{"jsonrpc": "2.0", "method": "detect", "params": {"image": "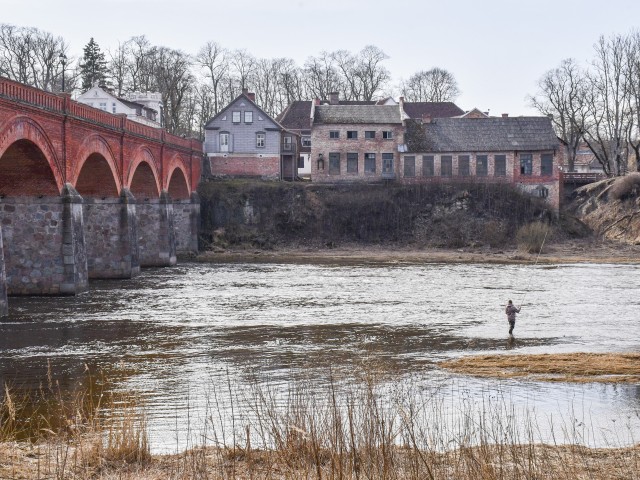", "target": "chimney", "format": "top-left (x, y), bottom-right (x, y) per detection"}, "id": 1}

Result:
top-left (242, 88), bottom-right (256, 102)
top-left (329, 92), bottom-right (339, 105)
top-left (314, 97), bottom-right (321, 106)
top-left (502, 113), bottom-right (509, 118)
top-left (422, 114), bottom-right (432, 124)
